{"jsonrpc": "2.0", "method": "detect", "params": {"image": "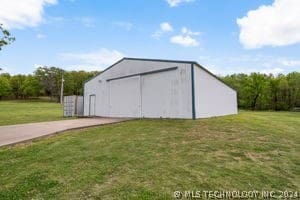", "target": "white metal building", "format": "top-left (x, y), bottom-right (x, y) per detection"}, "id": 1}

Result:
top-left (83, 58), bottom-right (237, 119)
